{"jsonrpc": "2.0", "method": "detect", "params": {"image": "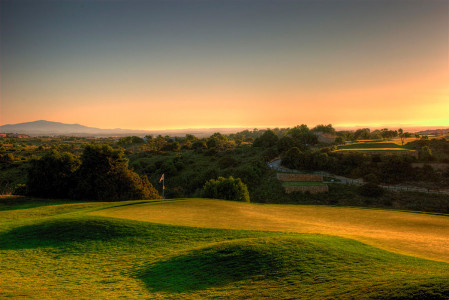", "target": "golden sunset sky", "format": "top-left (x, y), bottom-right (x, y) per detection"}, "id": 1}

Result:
top-left (1, 0), bottom-right (448, 130)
